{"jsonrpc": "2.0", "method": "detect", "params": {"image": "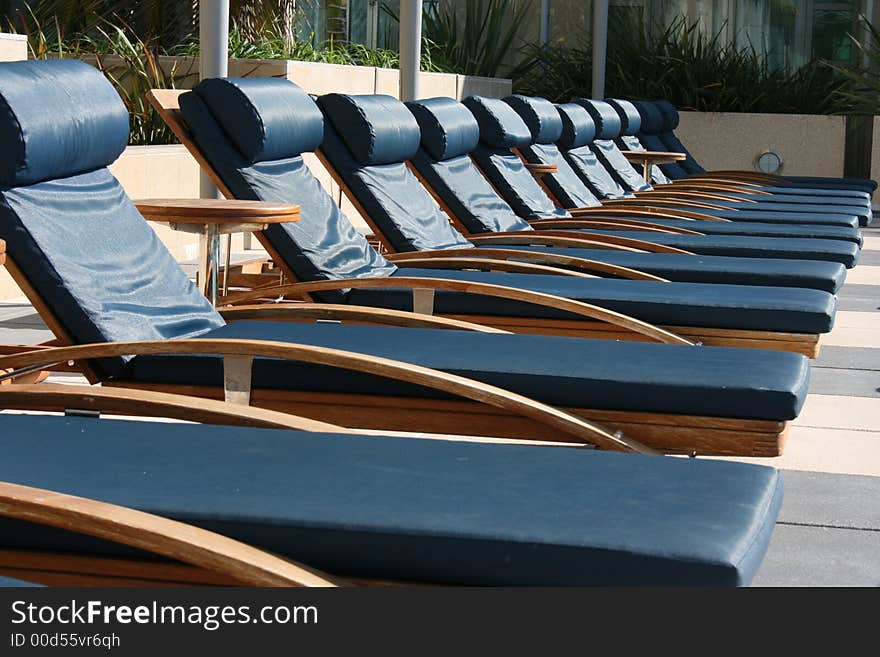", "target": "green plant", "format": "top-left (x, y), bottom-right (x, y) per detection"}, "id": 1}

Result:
top-left (384, 0), bottom-right (528, 77)
top-left (514, 13), bottom-right (854, 115)
top-left (828, 15), bottom-right (880, 114)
